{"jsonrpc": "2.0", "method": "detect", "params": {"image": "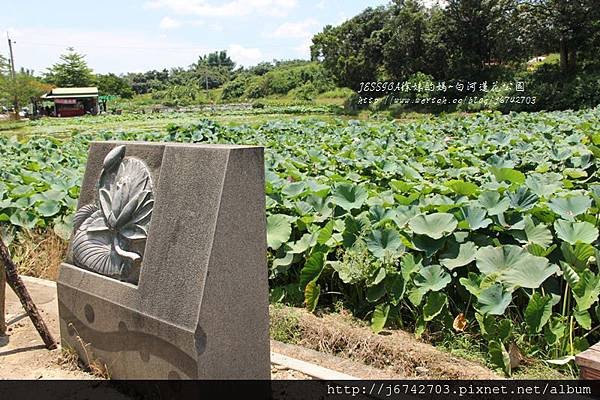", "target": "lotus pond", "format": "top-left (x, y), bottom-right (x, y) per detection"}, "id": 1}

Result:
top-left (1, 108), bottom-right (600, 375)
